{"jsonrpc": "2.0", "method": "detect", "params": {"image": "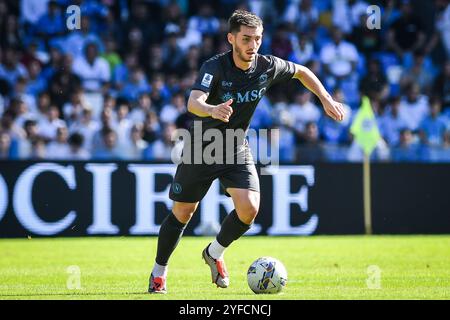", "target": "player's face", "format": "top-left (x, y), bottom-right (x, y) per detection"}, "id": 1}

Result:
top-left (228, 25), bottom-right (263, 63)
